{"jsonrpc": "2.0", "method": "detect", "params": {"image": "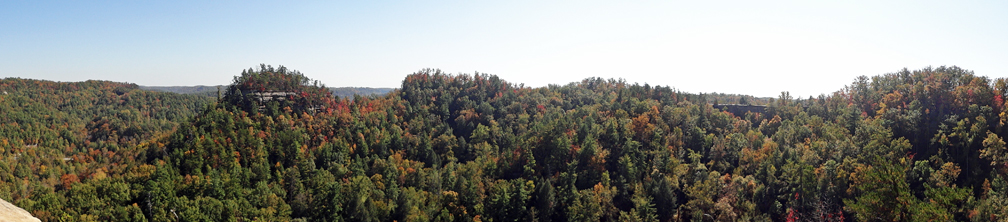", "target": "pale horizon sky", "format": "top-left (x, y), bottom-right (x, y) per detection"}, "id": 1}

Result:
top-left (2, 1), bottom-right (1006, 97)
